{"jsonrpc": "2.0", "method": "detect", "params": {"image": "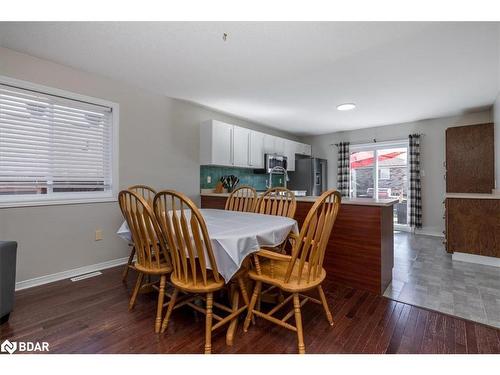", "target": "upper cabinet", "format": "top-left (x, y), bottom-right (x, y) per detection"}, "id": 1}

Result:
top-left (200, 120), bottom-right (312, 169)
top-left (263, 134), bottom-right (276, 154)
top-left (445, 123), bottom-right (494, 193)
top-left (200, 120), bottom-right (233, 166)
top-left (249, 131), bottom-right (265, 168)
top-left (274, 137), bottom-right (286, 155)
top-left (285, 141), bottom-right (299, 172)
top-left (299, 143), bottom-right (312, 156)
top-left (233, 126), bottom-right (251, 167)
